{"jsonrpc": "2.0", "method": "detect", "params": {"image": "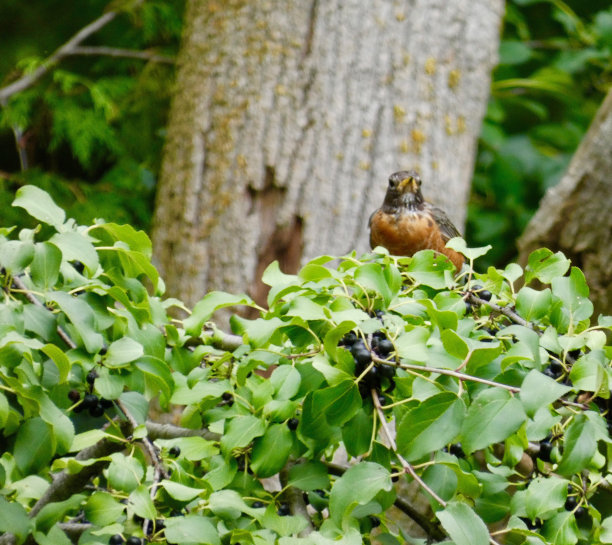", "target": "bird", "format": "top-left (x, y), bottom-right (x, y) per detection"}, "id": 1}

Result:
top-left (368, 170), bottom-right (464, 270)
